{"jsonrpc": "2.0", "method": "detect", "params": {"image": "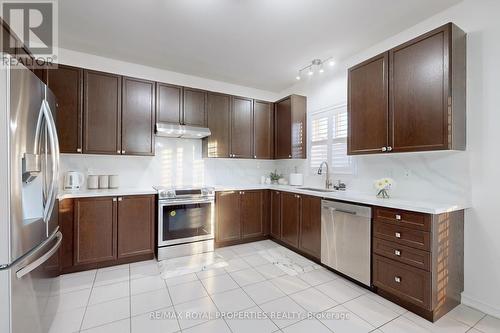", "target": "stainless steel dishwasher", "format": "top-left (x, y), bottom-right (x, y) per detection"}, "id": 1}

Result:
top-left (321, 200), bottom-right (372, 286)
